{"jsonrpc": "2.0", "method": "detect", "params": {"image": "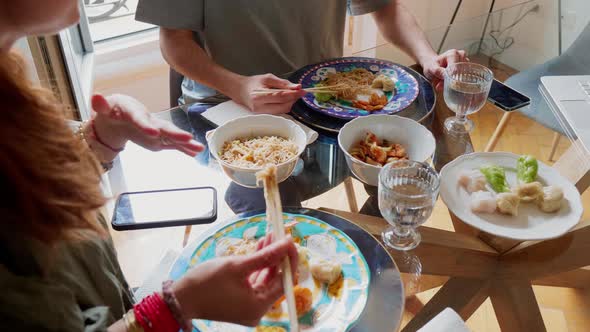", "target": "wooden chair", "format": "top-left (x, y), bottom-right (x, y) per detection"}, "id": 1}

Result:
top-left (485, 22), bottom-right (590, 159)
